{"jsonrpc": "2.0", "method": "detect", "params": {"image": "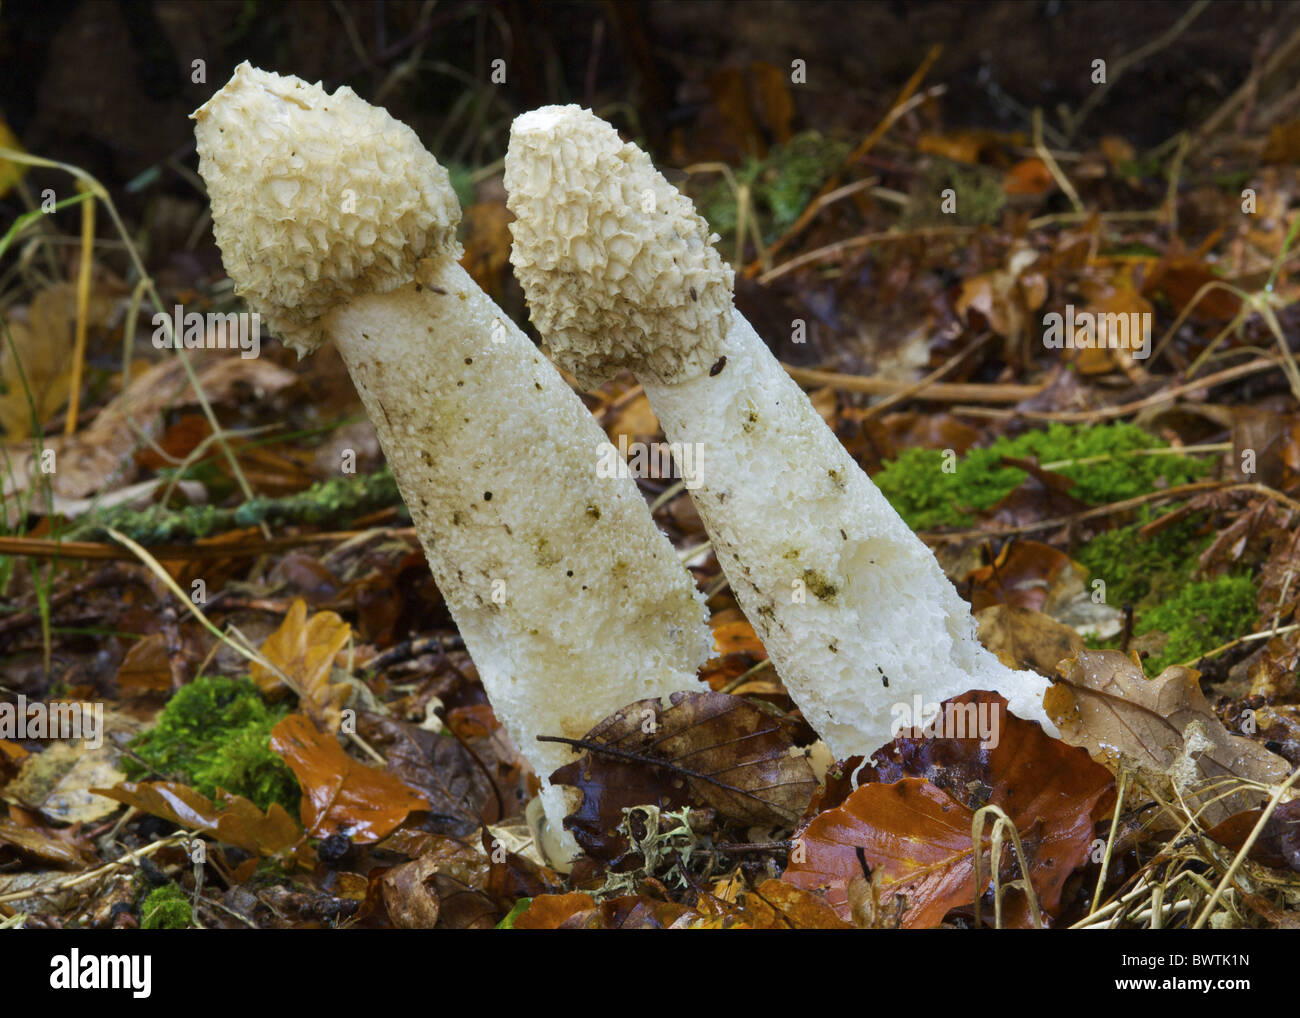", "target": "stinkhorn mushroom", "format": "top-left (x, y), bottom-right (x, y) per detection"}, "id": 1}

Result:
top-left (505, 106), bottom-right (1052, 758)
top-left (193, 67), bottom-right (711, 851)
